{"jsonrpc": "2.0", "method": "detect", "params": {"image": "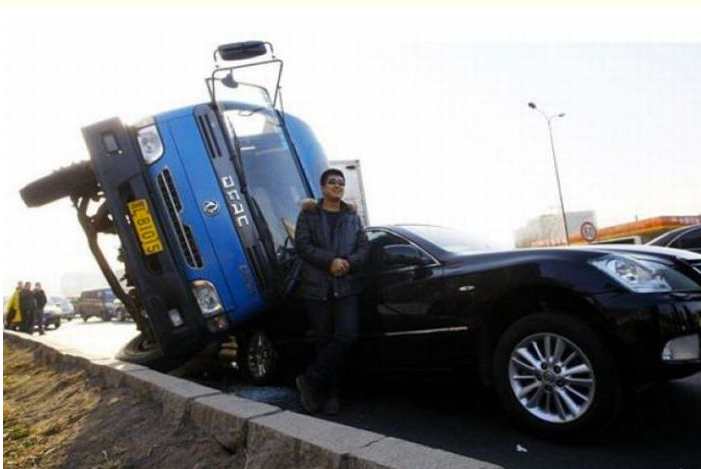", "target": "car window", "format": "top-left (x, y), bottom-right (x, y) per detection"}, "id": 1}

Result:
top-left (674, 228), bottom-right (701, 250)
top-left (365, 229), bottom-right (430, 273)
